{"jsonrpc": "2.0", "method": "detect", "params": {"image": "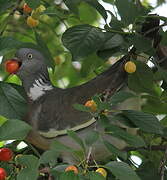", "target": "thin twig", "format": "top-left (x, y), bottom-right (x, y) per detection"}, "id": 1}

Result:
top-left (159, 146), bottom-right (167, 180)
top-left (26, 142), bottom-right (41, 158)
top-left (86, 147), bottom-right (92, 164)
